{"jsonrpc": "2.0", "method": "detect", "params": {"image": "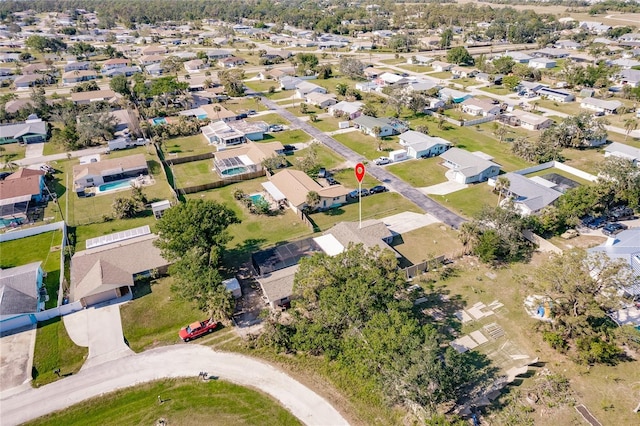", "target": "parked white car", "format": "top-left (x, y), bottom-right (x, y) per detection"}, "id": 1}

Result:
top-left (374, 156), bottom-right (391, 165)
